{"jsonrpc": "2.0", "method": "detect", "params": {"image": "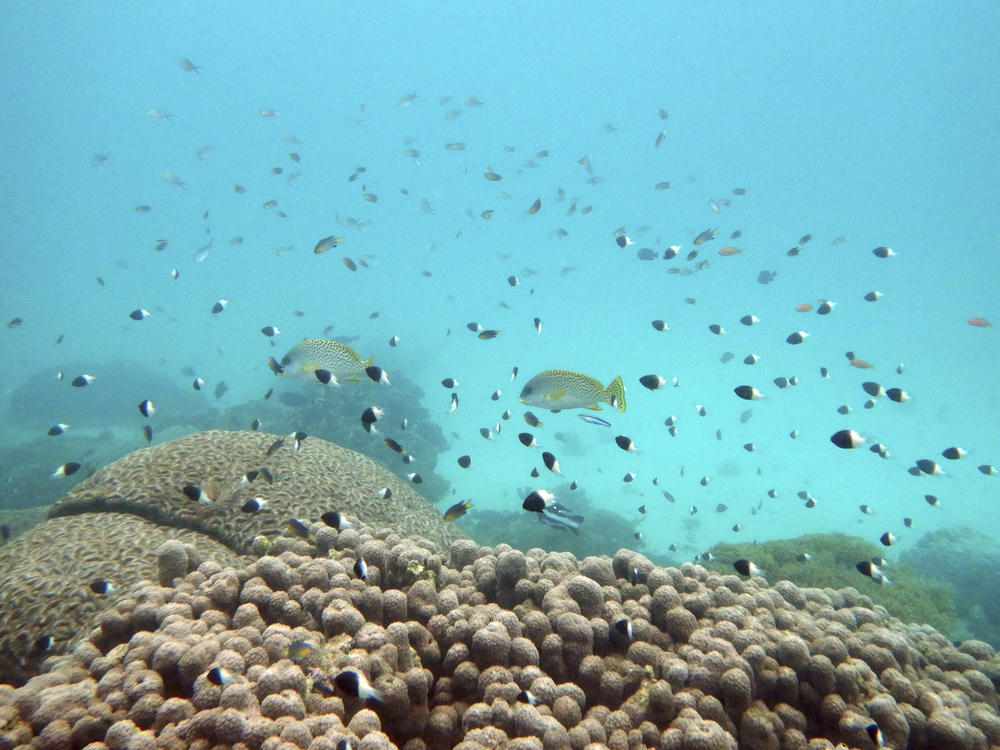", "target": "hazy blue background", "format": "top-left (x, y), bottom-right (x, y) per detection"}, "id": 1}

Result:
top-left (1, 1), bottom-right (998, 558)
